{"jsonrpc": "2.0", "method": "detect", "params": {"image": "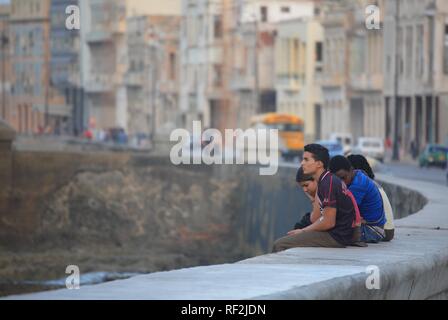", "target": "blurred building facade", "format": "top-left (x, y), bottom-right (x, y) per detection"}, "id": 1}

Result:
top-left (9, 0), bottom-right (68, 134)
top-left (320, 0), bottom-right (385, 142)
top-left (179, 0), bottom-right (234, 133)
top-left (78, 0), bottom-right (182, 140)
top-left (79, 0), bottom-right (128, 132)
top-left (0, 4), bottom-right (11, 128)
top-left (0, 0), bottom-right (445, 156)
top-left (50, 0), bottom-right (82, 136)
top-left (125, 15), bottom-right (181, 143)
top-left (180, 0), bottom-right (324, 134)
top-left (151, 16), bottom-right (182, 137)
top-left (384, 0), bottom-right (448, 157)
top-left (275, 14), bottom-right (323, 141)
top-left (233, 0), bottom-right (318, 129)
